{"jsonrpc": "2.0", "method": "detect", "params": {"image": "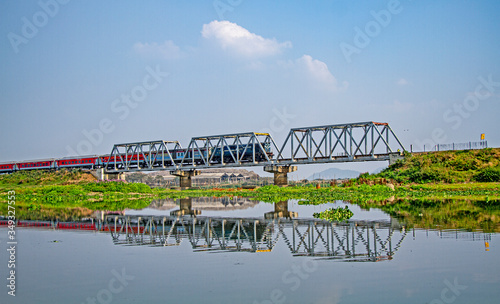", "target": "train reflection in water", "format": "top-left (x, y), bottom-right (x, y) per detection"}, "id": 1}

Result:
top-left (103, 199), bottom-right (407, 262)
top-left (105, 215), bottom-right (408, 262)
top-left (2, 198), bottom-right (494, 262)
